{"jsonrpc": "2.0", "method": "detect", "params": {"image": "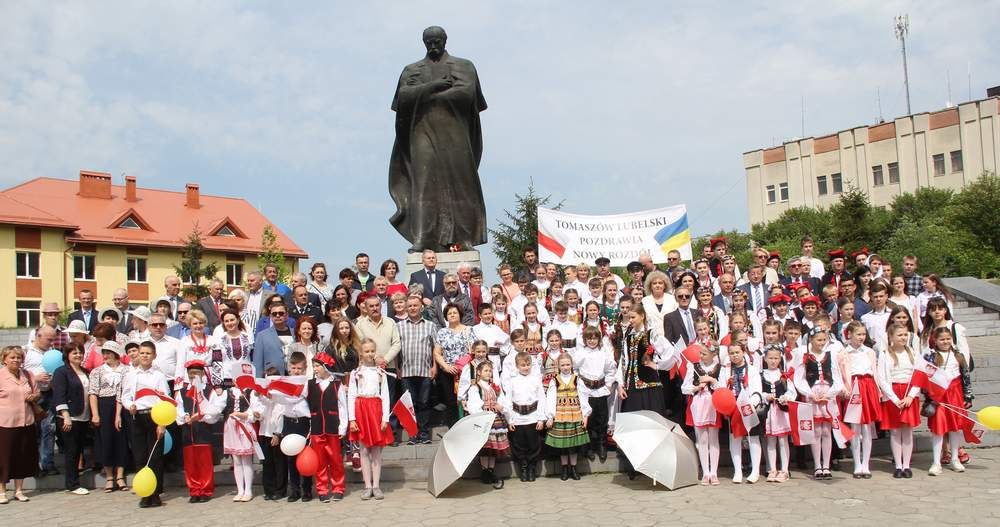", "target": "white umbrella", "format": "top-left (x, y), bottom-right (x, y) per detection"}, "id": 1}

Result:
top-left (613, 410), bottom-right (699, 490)
top-left (427, 411), bottom-right (496, 497)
